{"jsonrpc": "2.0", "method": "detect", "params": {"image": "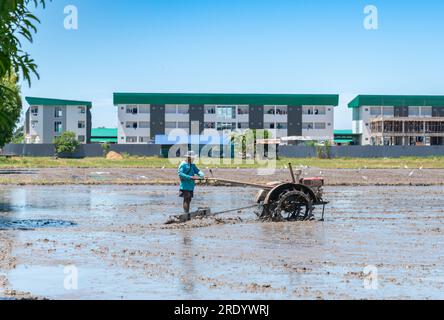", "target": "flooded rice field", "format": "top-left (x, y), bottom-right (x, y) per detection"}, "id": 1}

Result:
top-left (0, 185), bottom-right (443, 300)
